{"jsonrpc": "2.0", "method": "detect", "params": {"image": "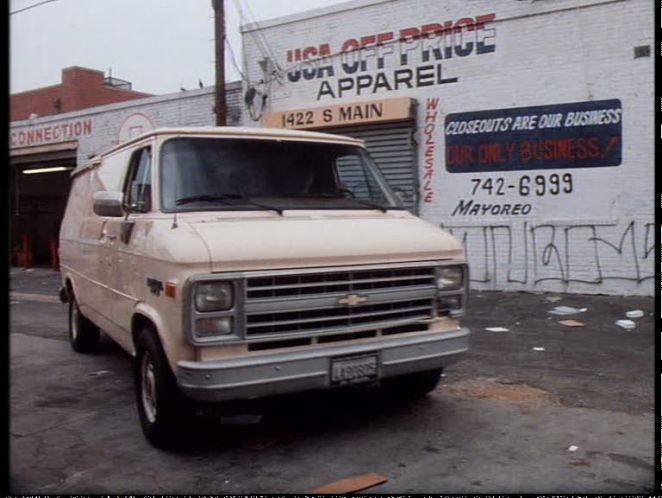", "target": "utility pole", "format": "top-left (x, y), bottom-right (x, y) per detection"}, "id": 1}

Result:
top-left (212, 0), bottom-right (226, 126)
